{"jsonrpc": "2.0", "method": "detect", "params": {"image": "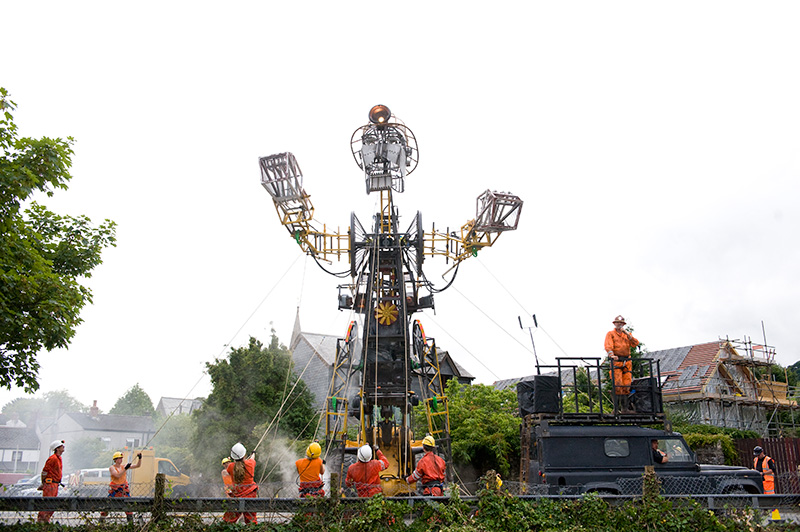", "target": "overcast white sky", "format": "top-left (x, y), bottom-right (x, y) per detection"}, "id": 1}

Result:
top-left (2, 2), bottom-right (799, 413)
